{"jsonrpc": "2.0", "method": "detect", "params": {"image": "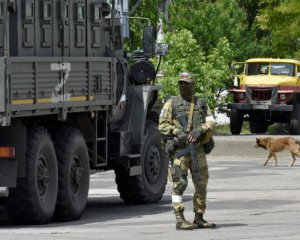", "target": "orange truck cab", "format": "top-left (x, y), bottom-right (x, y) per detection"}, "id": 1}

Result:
top-left (228, 58), bottom-right (300, 135)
